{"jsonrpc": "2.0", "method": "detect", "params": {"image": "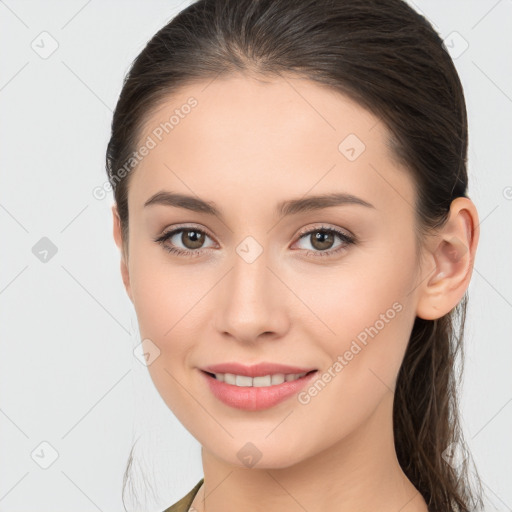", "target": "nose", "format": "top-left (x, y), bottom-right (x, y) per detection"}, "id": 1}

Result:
top-left (213, 245), bottom-right (290, 345)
